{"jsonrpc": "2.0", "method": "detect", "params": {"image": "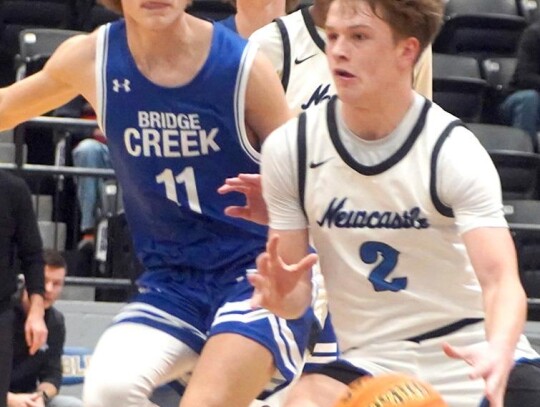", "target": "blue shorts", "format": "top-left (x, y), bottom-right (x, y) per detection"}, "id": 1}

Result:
top-left (112, 265), bottom-right (316, 396)
top-left (303, 312), bottom-right (339, 373)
